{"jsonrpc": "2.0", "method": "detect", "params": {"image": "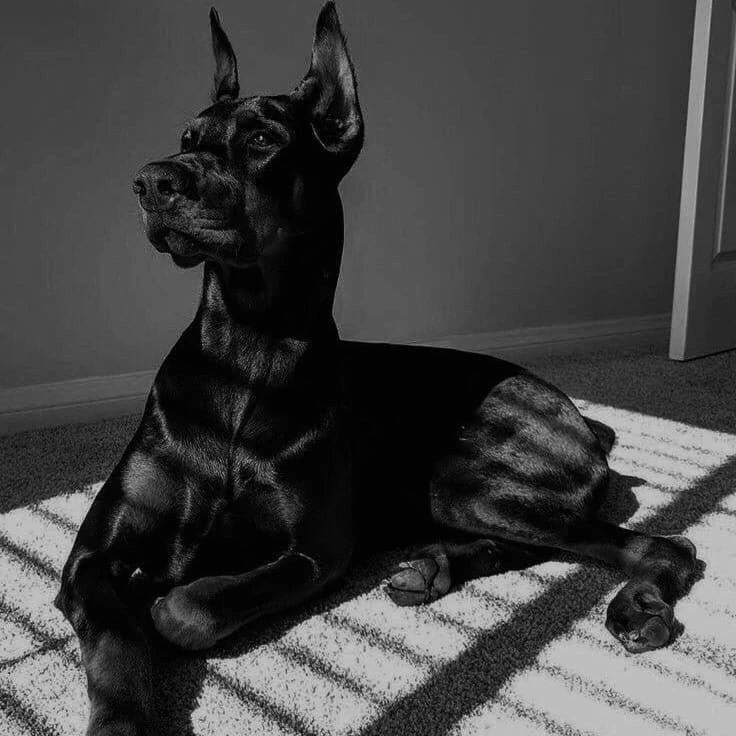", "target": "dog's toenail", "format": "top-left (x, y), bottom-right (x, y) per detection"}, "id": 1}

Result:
top-left (391, 568), bottom-right (426, 592)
